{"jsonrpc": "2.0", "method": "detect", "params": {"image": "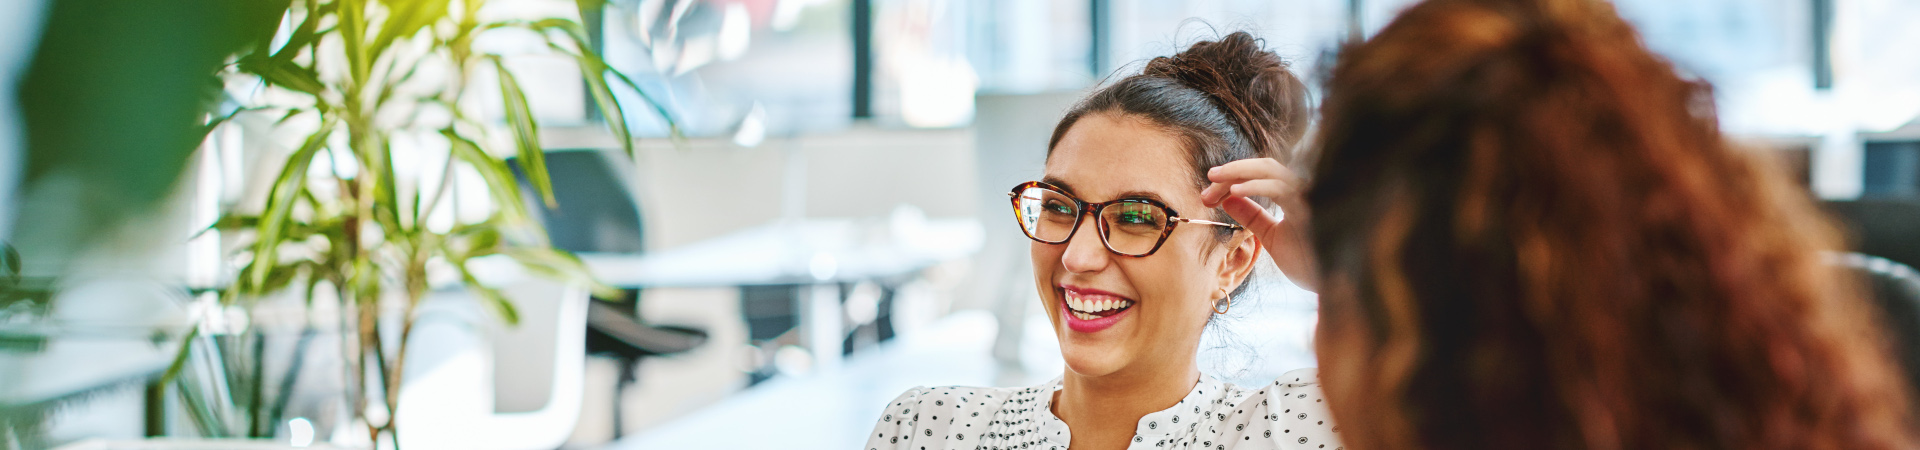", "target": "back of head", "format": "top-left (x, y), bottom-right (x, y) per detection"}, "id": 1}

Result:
top-left (1305, 0), bottom-right (1916, 448)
